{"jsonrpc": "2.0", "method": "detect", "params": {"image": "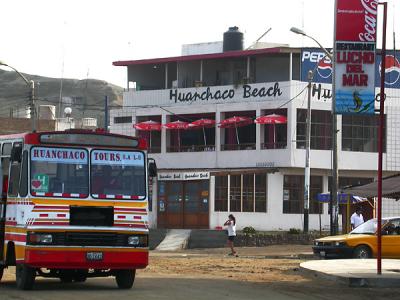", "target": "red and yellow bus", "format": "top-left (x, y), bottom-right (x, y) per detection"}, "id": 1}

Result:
top-left (0, 129), bottom-right (156, 290)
